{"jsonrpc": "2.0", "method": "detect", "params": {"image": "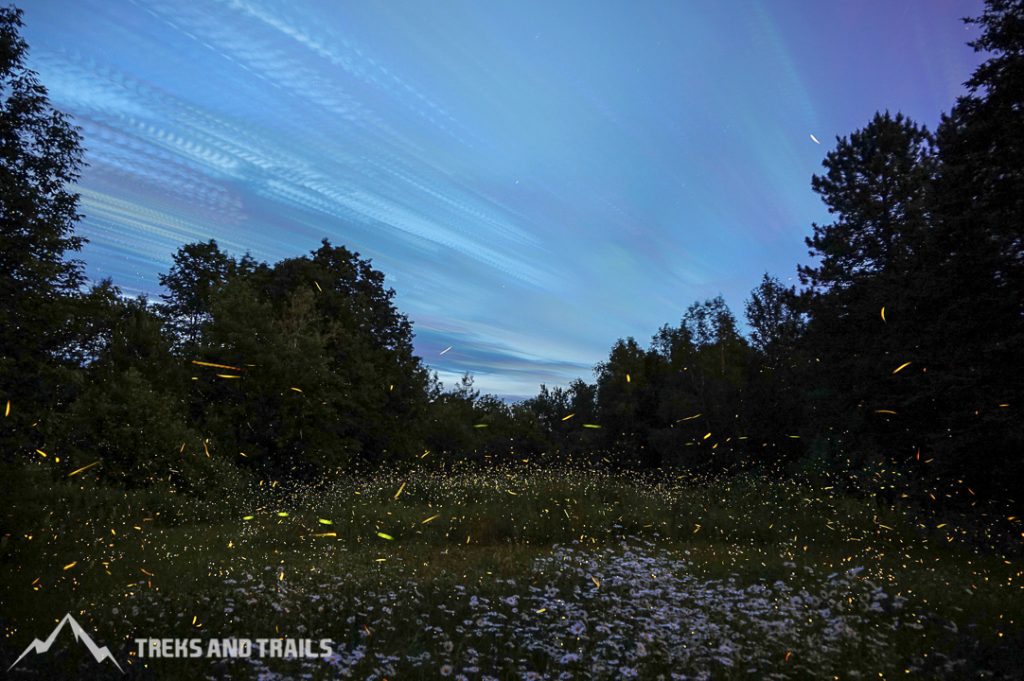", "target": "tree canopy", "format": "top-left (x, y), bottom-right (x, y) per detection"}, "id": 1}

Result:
top-left (0, 6), bottom-right (86, 456)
